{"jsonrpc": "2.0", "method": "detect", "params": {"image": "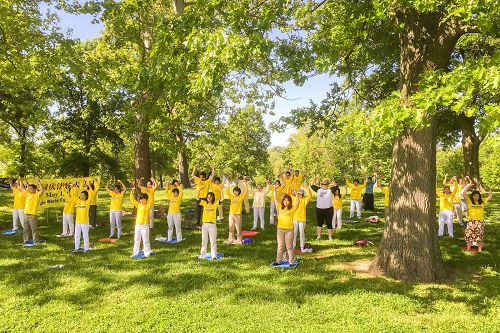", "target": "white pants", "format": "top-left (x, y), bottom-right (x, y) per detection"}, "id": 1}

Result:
top-left (453, 203), bottom-right (463, 224)
top-left (217, 204), bottom-right (224, 220)
top-left (167, 212), bottom-right (182, 241)
top-left (13, 208), bottom-right (25, 230)
top-left (438, 210), bottom-right (454, 237)
top-left (149, 207), bottom-right (155, 228)
top-left (63, 213), bottom-right (75, 235)
top-left (293, 221), bottom-right (306, 251)
top-left (109, 210), bottom-right (123, 238)
top-left (133, 224), bottom-right (152, 256)
top-left (200, 223), bottom-right (217, 258)
top-left (350, 200), bottom-right (361, 218)
top-left (269, 201), bottom-right (277, 224)
top-left (75, 223), bottom-right (90, 250)
top-left (332, 208), bottom-right (342, 228)
top-left (253, 207), bottom-right (265, 229)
